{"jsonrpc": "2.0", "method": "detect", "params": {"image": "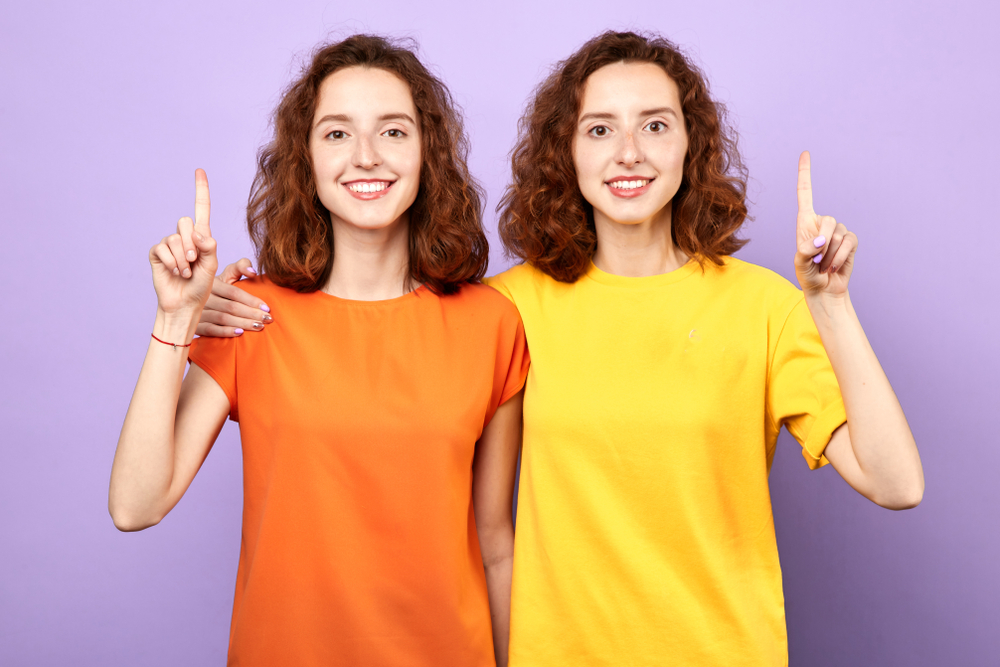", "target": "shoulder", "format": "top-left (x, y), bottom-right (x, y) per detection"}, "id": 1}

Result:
top-left (233, 275), bottom-right (312, 308)
top-left (445, 281), bottom-right (523, 322)
top-left (484, 262), bottom-right (561, 305)
top-left (228, 275), bottom-right (286, 298)
top-left (709, 257), bottom-right (802, 302)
